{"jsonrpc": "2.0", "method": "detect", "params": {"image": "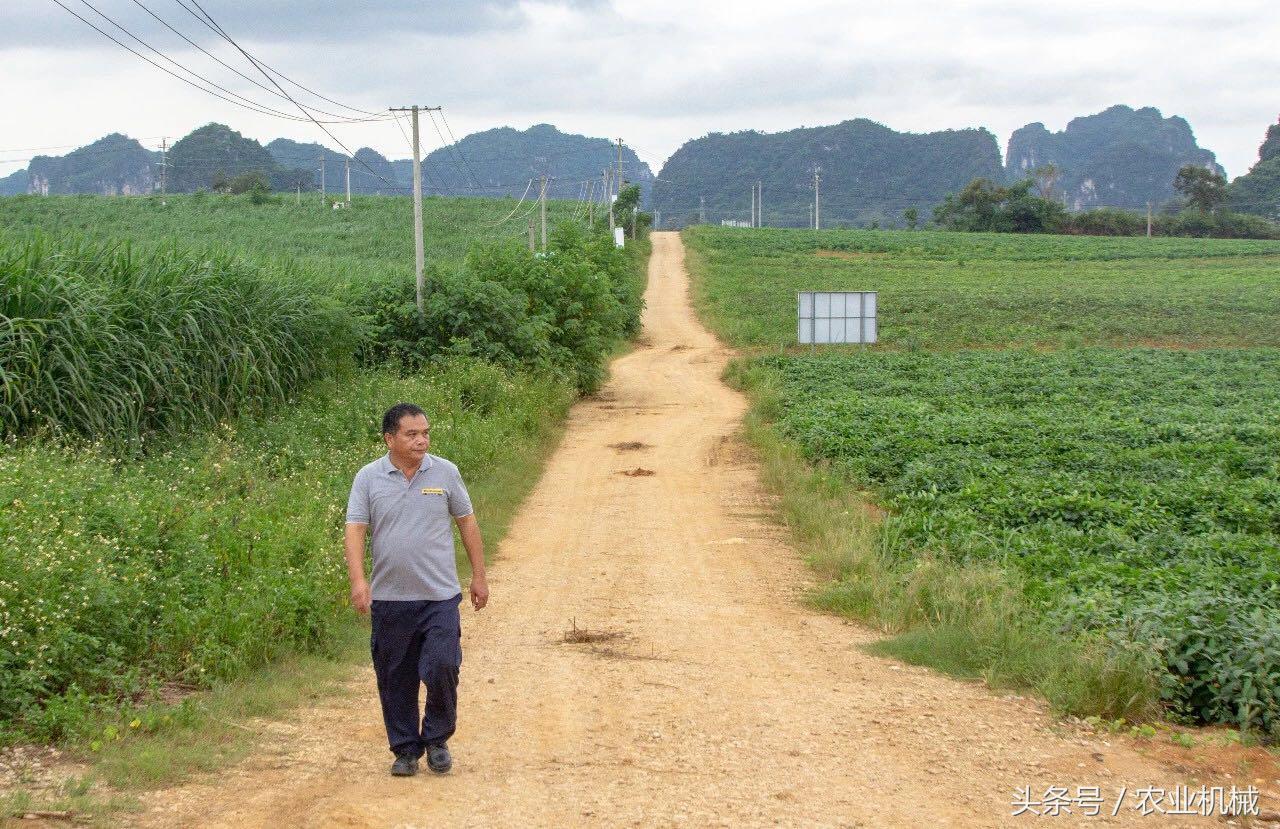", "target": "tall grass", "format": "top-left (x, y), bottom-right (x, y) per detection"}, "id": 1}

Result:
top-left (1, 233), bottom-right (356, 450)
